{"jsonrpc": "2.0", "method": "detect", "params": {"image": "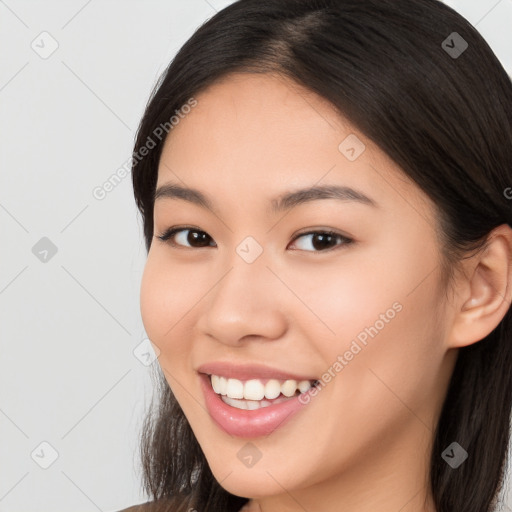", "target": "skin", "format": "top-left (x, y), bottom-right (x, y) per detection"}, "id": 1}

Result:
top-left (139, 72), bottom-right (512, 512)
